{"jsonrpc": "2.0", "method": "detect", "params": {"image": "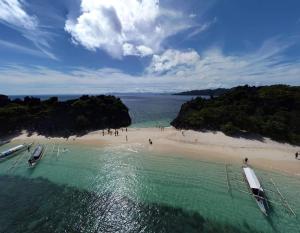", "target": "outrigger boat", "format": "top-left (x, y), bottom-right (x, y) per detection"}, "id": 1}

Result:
top-left (0, 144), bottom-right (31, 161)
top-left (243, 166), bottom-right (269, 215)
top-left (28, 145), bottom-right (44, 167)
